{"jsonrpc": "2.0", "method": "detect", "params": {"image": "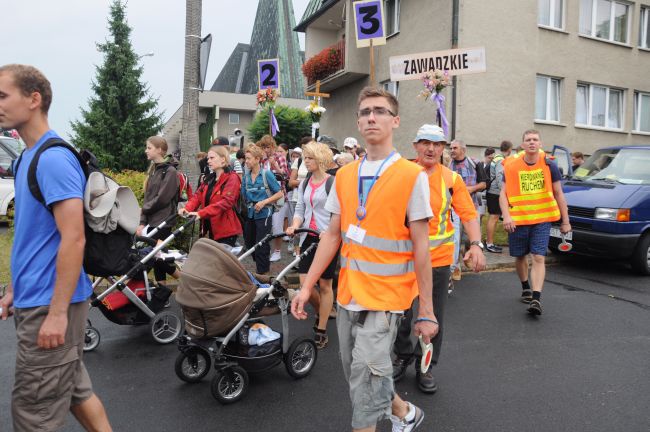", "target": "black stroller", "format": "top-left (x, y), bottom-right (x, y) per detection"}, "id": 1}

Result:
top-left (83, 215), bottom-right (196, 351)
top-left (174, 229), bottom-right (321, 404)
